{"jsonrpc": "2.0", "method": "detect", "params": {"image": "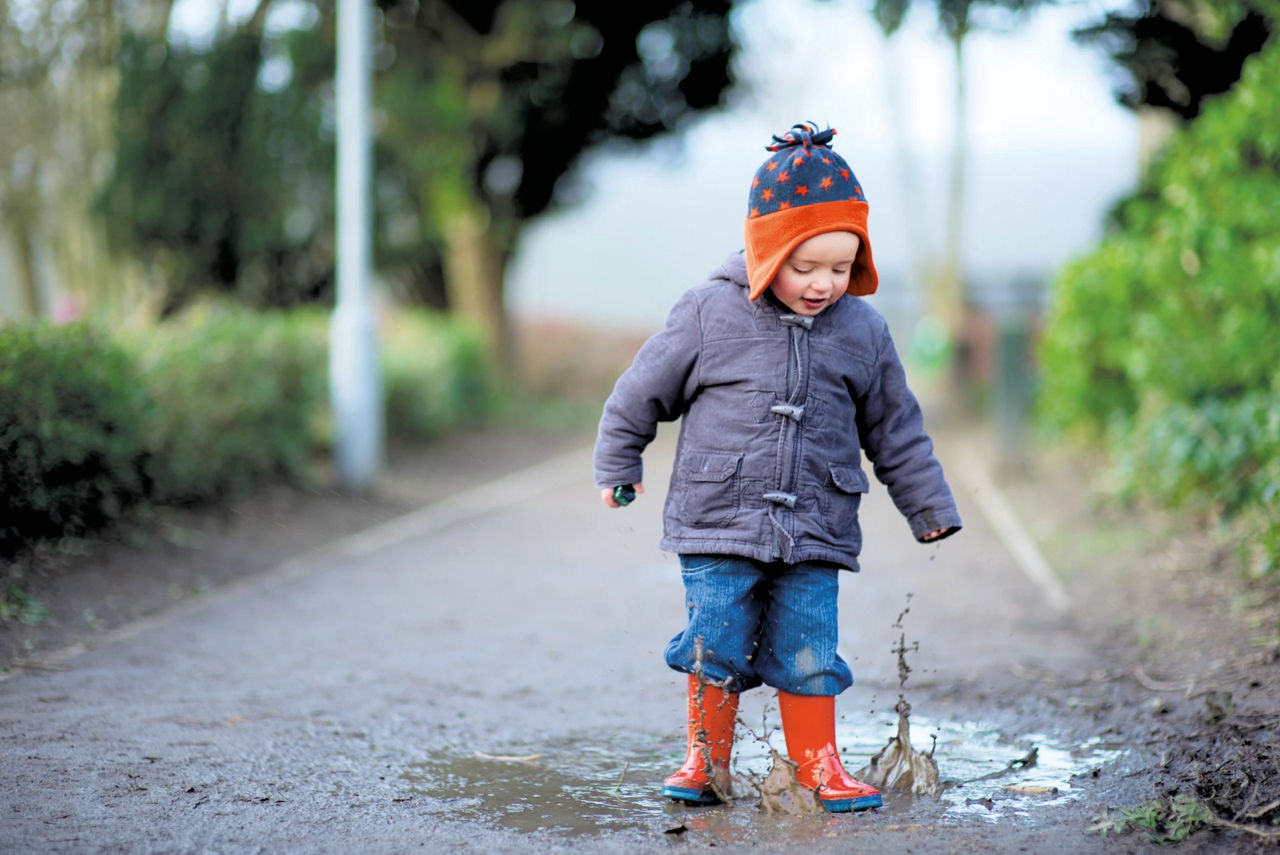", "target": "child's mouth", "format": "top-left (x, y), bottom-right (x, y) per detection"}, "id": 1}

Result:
top-left (803, 298), bottom-right (827, 309)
